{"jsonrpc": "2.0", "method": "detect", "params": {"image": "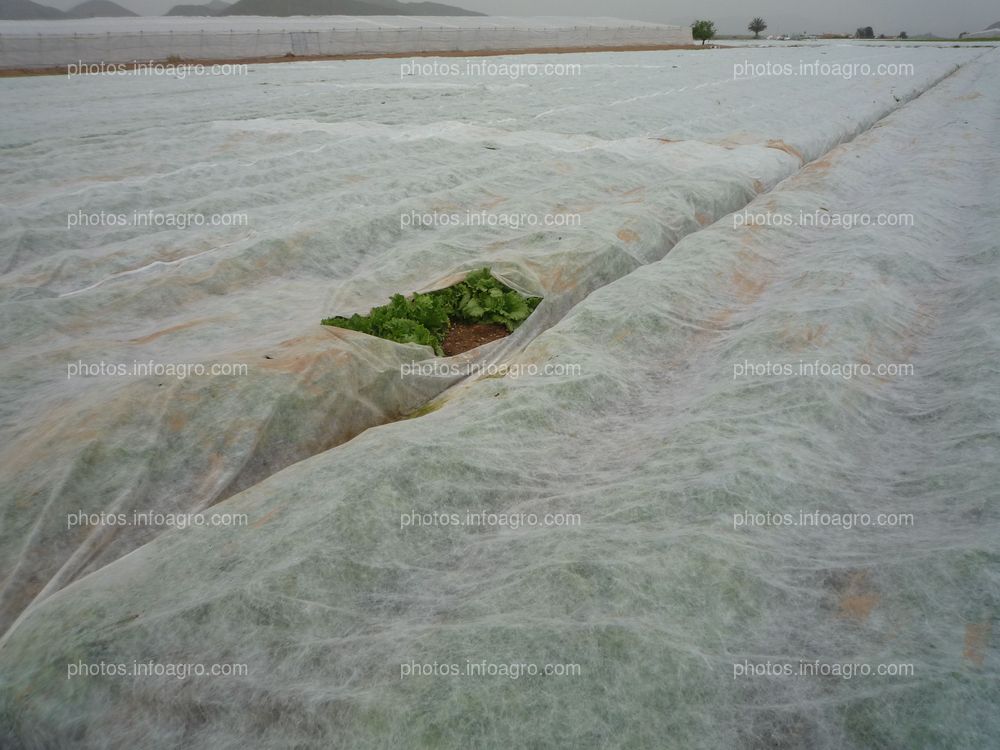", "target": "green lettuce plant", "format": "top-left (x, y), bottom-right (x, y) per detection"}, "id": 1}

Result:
top-left (322, 268), bottom-right (542, 356)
